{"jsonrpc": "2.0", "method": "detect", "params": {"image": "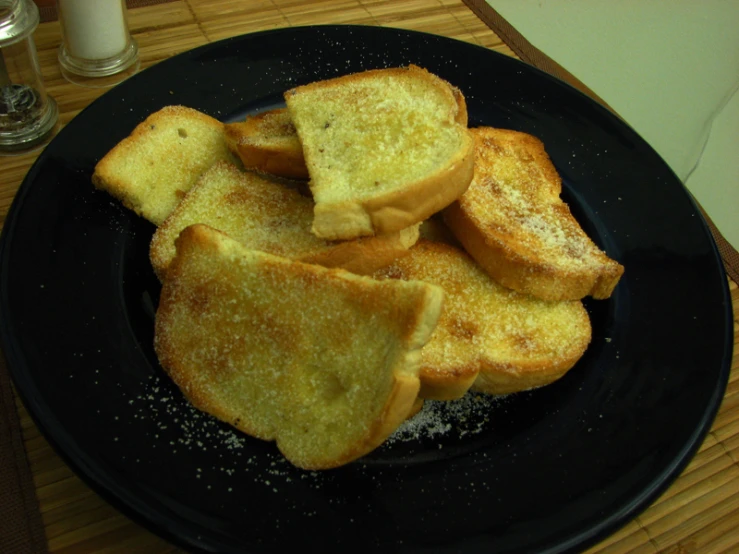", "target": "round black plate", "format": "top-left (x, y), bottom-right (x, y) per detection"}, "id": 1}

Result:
top-left (0, 25), bottom-right (733, 554)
